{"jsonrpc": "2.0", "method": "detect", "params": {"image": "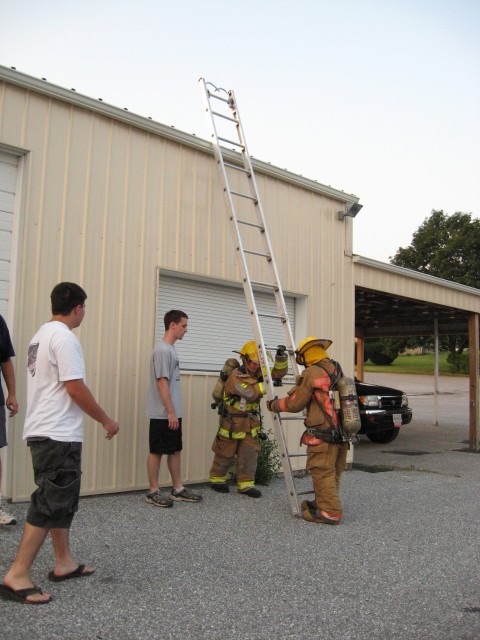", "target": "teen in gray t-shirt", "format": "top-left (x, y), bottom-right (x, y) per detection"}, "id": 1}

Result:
top-left (145, 310), bottom-right (202, 506)
top-left (146, 340), bottom-right (183, 419)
